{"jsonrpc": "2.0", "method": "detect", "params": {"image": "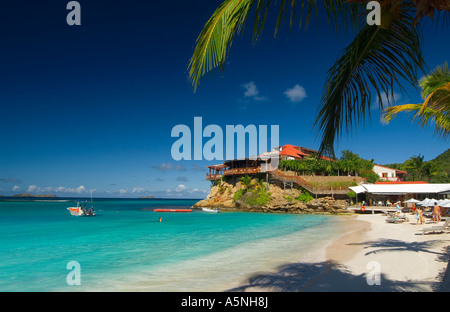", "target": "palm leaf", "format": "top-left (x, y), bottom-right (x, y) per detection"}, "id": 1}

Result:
top-left (419, 62), bottom-right (450, 99)
top-left (314, 1), bottom-right (425, 156)
top-left (188, 0), bottom-right (365, 91)
top-left (188, 0), bottom-right (254, 91)
top-left (383, 63), bottom-right (450, 139)
top-left (384, 103), bottom-right (450, 139)
top-left (421, 82), bottom-right (450, 113)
